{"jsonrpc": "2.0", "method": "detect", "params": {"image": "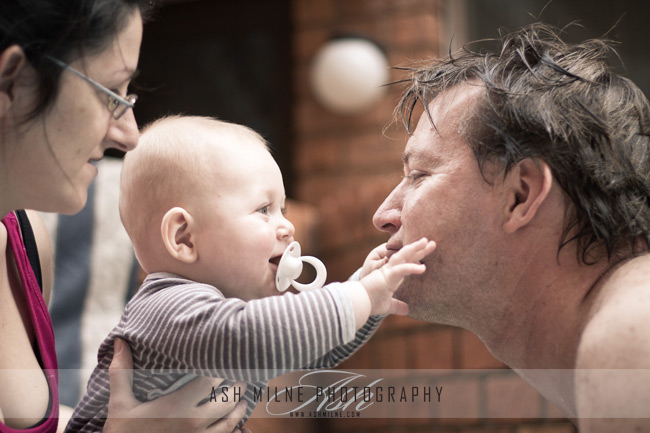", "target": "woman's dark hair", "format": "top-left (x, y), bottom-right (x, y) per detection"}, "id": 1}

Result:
top-left (0, 0), bottom-right (154, 120)
top-left (395, 23), bottom-right (650, 263)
